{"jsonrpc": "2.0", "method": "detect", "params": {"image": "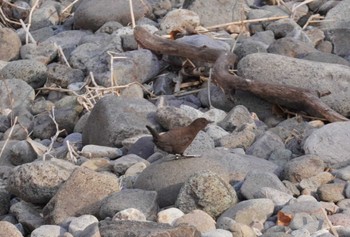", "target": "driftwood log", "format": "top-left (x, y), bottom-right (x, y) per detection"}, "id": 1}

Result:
top-left (134, 26), bottom-right (348, 122)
